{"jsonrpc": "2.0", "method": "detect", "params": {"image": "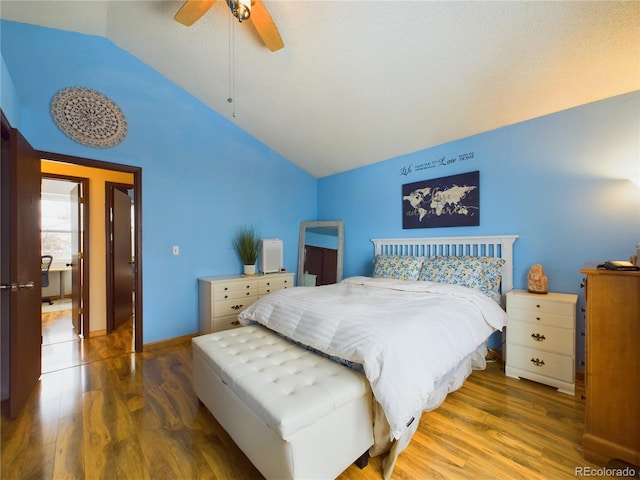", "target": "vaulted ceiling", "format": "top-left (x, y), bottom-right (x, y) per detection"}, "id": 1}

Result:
top-left (1, 1), bottom-right (638, 178)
